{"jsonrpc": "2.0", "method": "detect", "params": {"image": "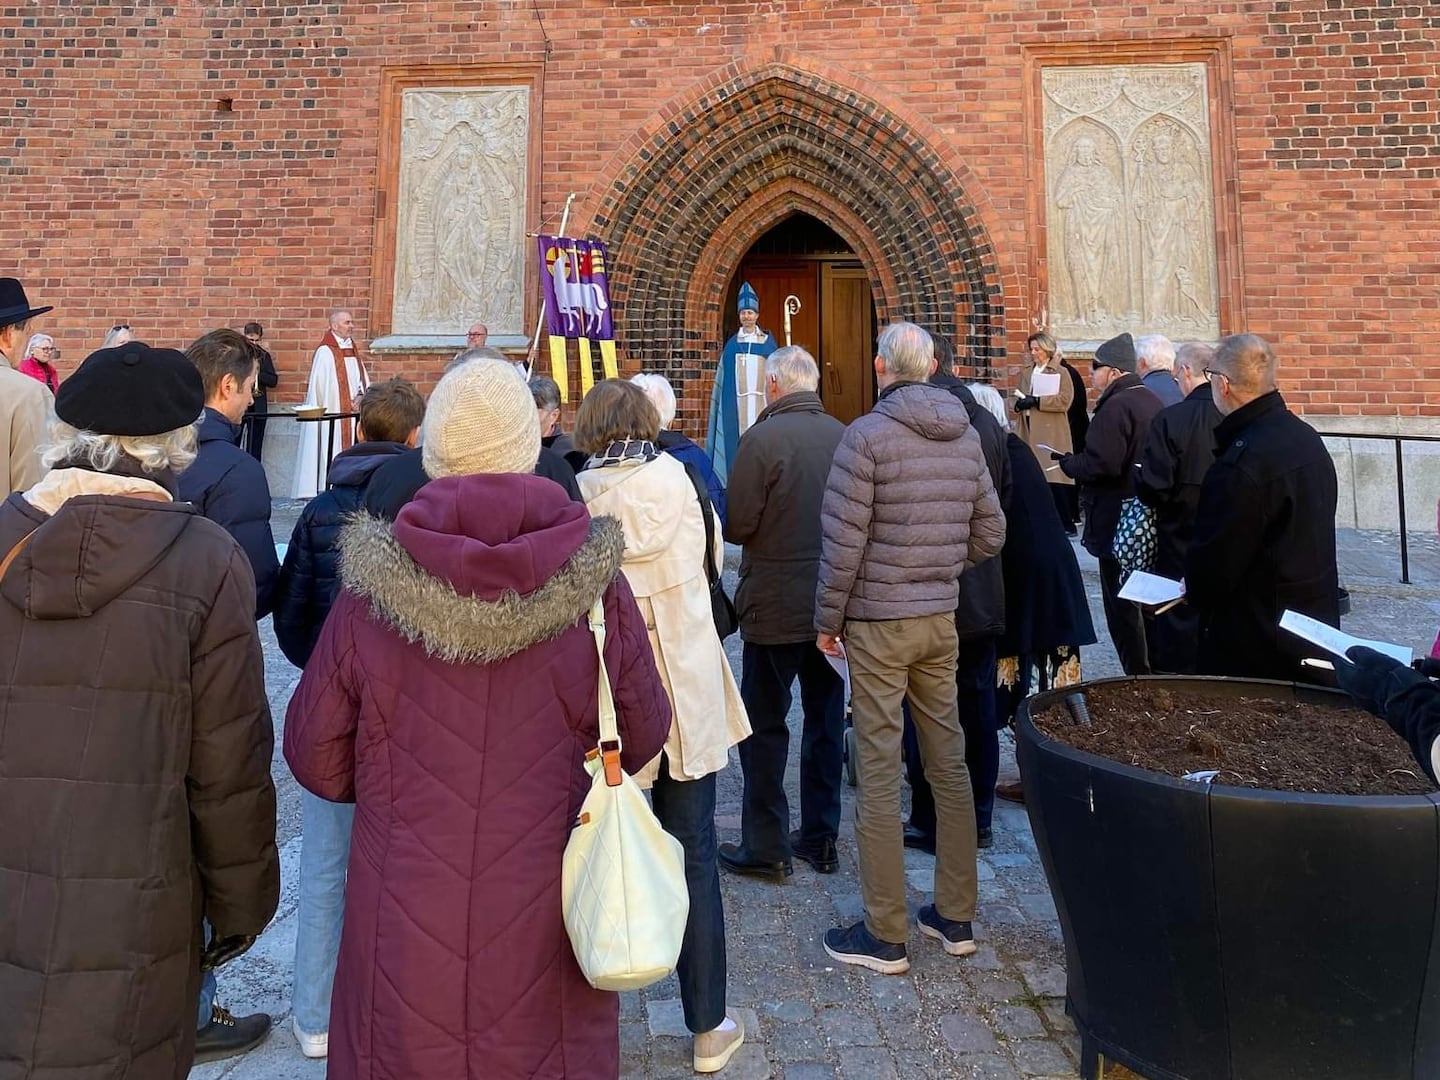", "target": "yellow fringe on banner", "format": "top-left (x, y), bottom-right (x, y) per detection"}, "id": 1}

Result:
top-left (578, 338), bottom-right (595, 397)
top-left (599, 339), bottom-right (618, 380)
top-left (548, 336), bottom-right (569, 403)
